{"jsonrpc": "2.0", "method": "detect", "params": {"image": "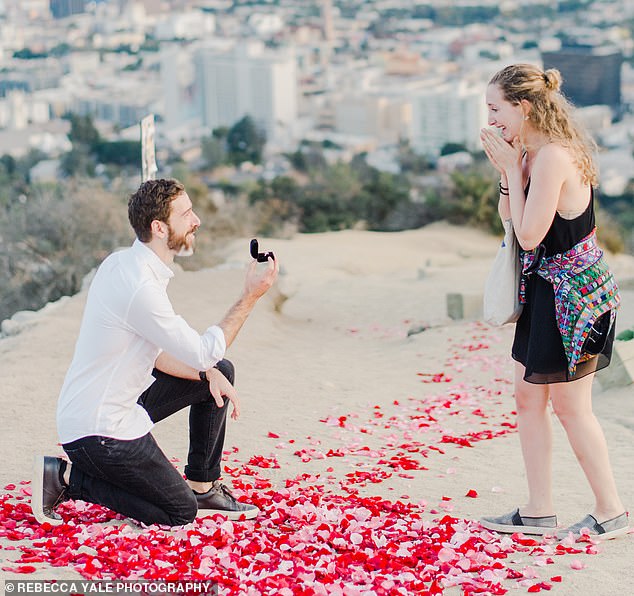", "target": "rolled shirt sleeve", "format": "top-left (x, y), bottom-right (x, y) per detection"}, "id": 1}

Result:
top-left (127, 281), bottom-right (226, 371)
